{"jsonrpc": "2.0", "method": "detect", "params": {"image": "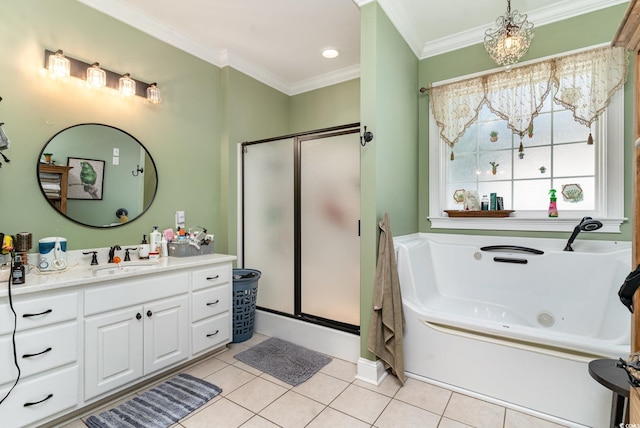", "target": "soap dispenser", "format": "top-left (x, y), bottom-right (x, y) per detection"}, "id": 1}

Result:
top-left (11, 255), bottom-right (25, 285)
top-left (139, 234), bottom-right (150, 259)
top-left (548, 189), bottom-right (558, 218)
